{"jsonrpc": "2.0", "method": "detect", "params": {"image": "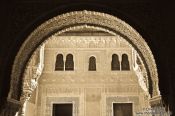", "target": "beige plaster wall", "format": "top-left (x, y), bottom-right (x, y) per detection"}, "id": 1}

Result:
top-left (27, 35), bottom-right (150, 116)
